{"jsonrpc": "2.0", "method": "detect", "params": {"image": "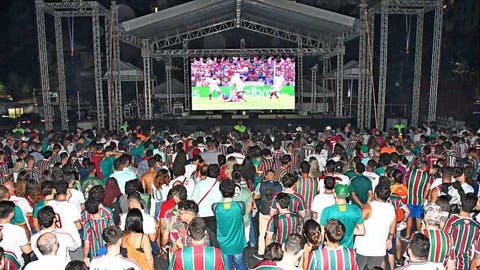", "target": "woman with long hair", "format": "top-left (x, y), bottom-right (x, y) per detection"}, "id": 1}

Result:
top-left (223, 156), bottom-right (237, 181)
top-left (122, 208), bottom-right (154, 270)
top-left (302, 219), bottom-right (322, 270)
